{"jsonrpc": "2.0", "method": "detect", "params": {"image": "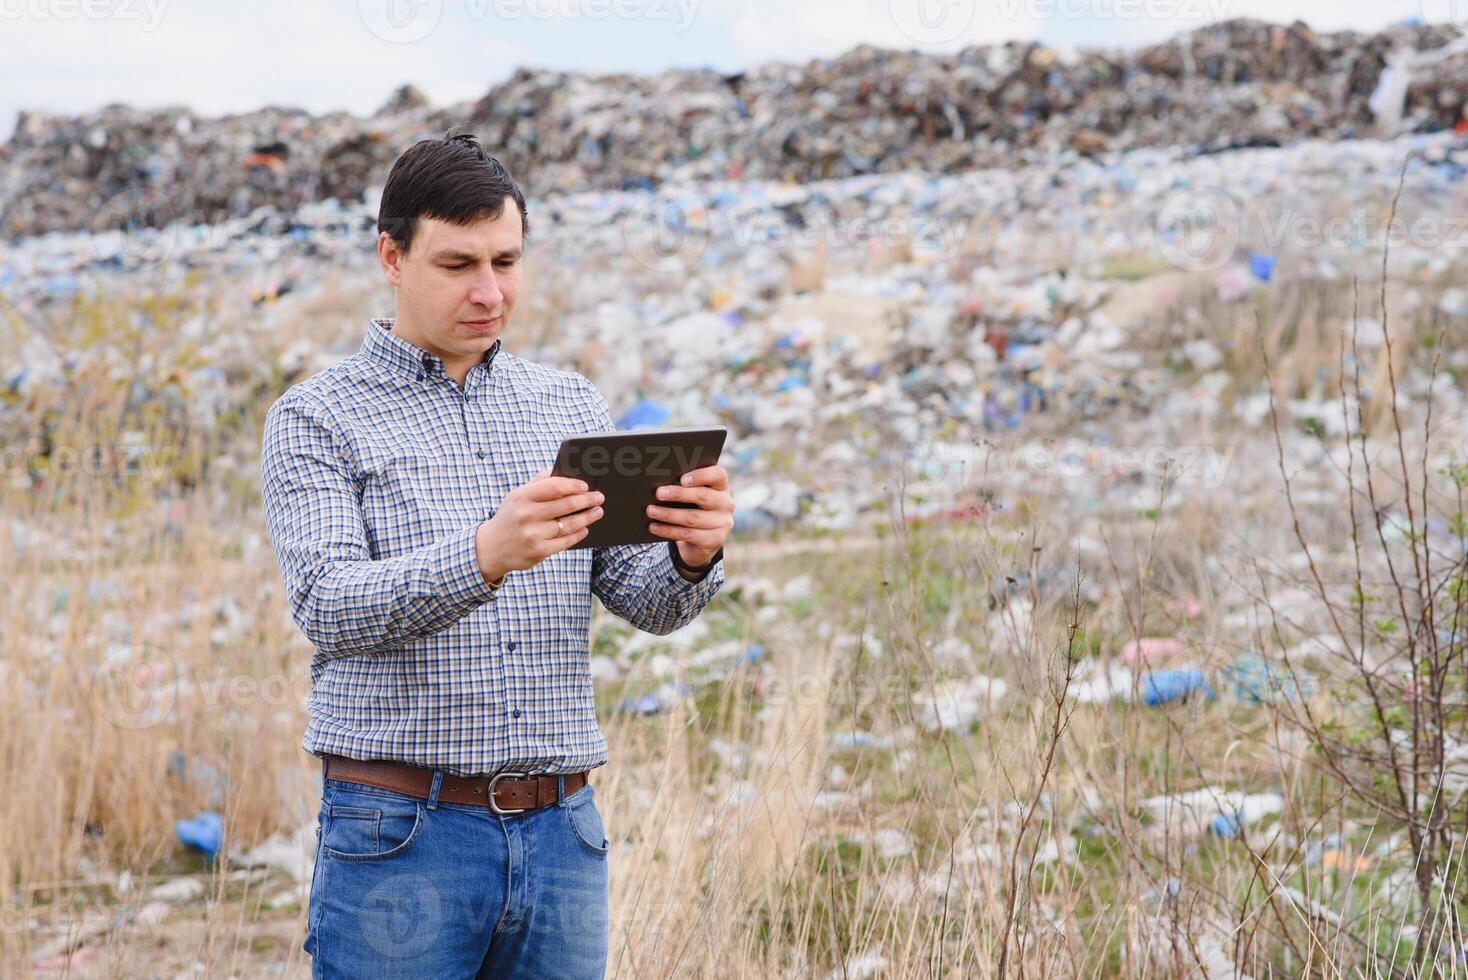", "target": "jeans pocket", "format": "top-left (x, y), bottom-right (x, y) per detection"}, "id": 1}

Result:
top-left (321, 790), bottom-right (424, 862)
top-left (565, 786), bottom-right (609, 857)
